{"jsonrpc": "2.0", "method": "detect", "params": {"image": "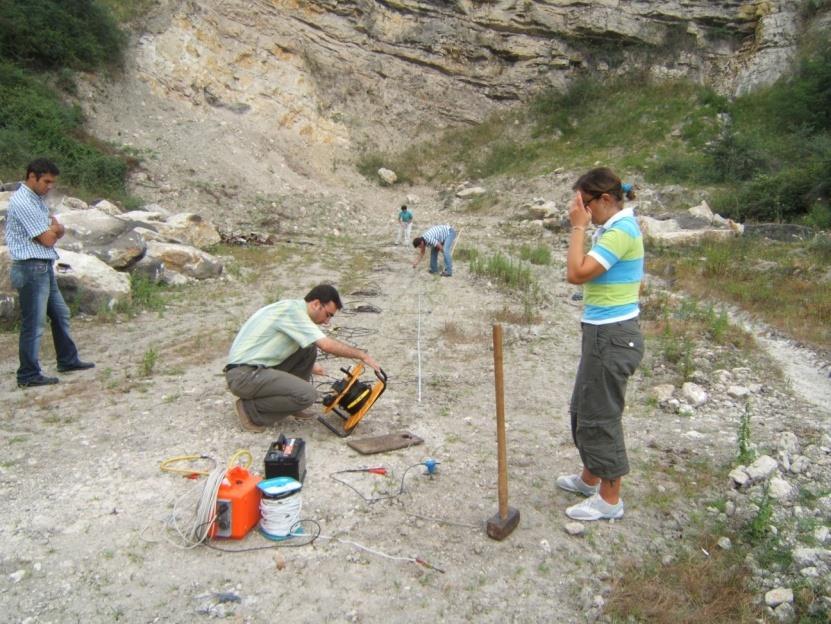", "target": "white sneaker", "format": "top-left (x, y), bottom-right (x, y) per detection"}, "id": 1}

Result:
top-left (556, 474), bottom-right (600, 497)
top-left (565, 493), bottom-right (624, 521)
